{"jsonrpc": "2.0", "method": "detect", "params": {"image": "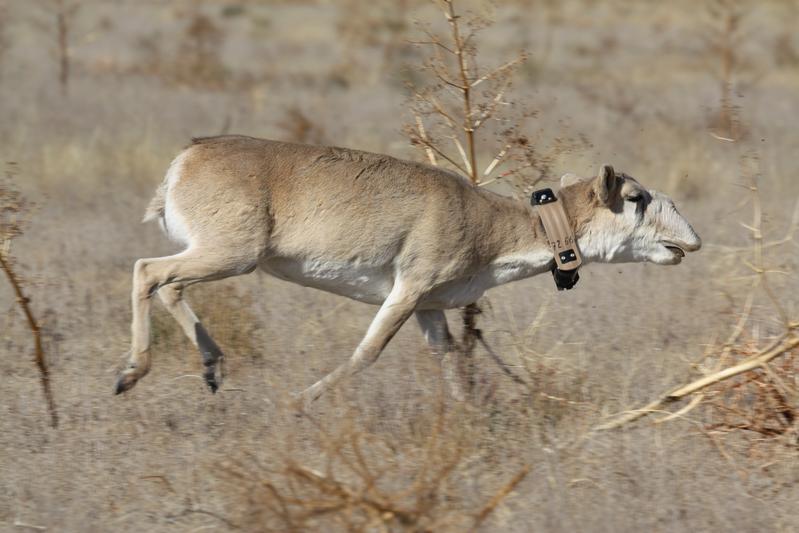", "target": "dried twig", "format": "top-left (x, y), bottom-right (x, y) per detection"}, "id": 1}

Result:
top-left (597, 334), bottom-right (798, 431)
top-left (668, 335), bottom-right (798, 398)
top-left (219, 396), bottom-right (530, 531)
top-left (471, 463), bottom-right (531, 529)
top-left (31, 0), bottom-right (81, 95)
top-left (0, 255), bottom-right (58, 427)
top-left (414, 113), bottom-right (437, 166)
top-left (1, 173), bottom-right (58, 428)
top-left (704, 0), bottom-right (746, 140)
